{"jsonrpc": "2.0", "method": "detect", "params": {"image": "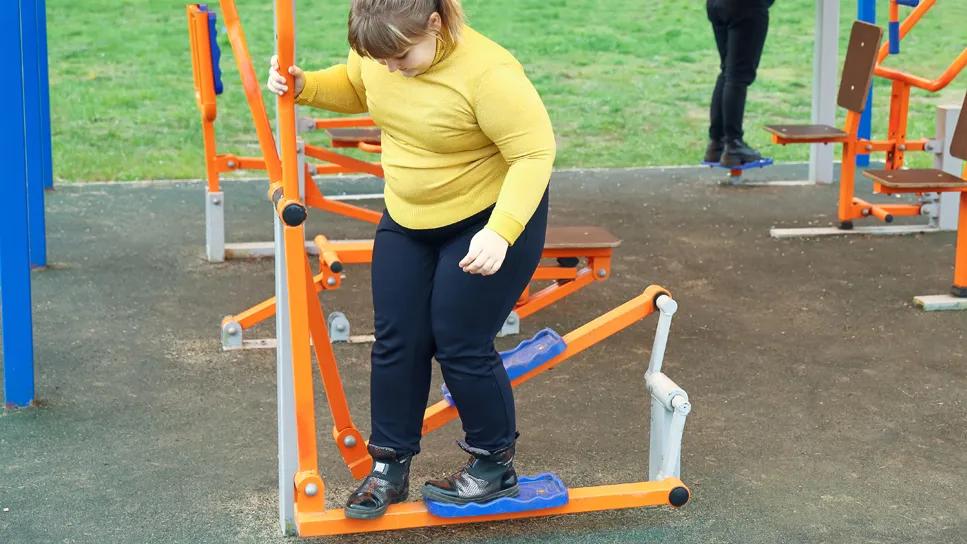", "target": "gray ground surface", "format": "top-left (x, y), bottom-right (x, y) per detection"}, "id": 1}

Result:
top-left (2, 165), bottom-right (965, 544)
